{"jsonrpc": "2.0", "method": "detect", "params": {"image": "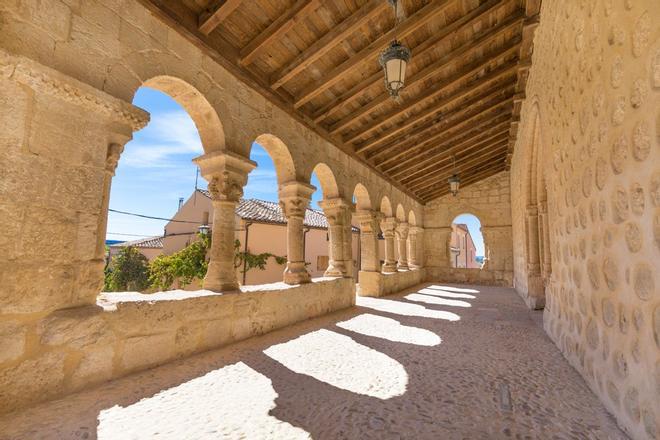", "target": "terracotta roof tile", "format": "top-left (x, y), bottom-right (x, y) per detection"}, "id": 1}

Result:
top-left (109, 236), bottom-right (163, 249)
